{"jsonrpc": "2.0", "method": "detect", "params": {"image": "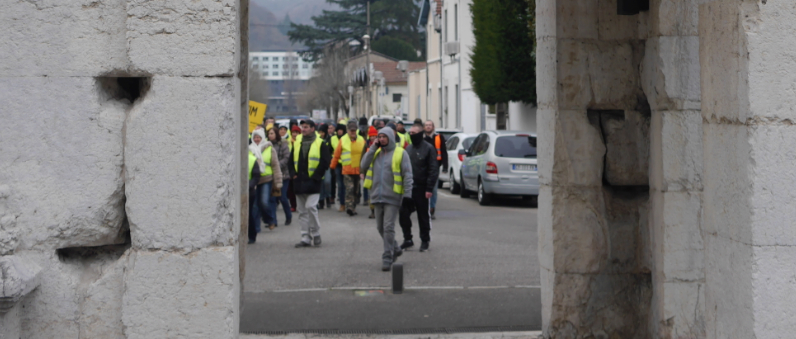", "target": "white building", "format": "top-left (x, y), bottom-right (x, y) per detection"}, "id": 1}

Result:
top-left (249, 51), bottom-right (314, 113)
top-left (415, 0), bottom-right (536, 133)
